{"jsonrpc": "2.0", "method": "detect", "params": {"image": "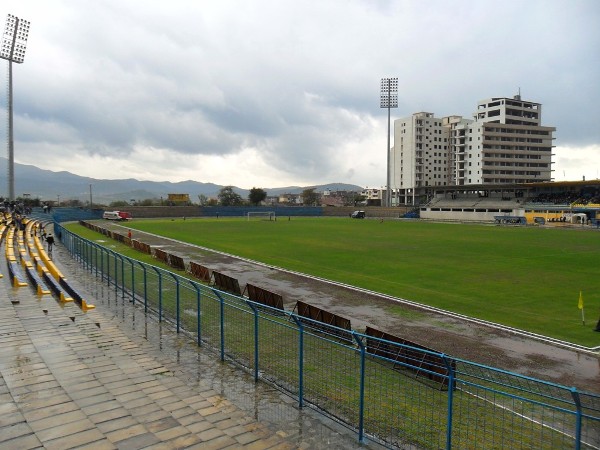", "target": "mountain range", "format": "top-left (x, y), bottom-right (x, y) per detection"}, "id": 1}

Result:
top-left (1, 158), bottom-right (364, 205)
